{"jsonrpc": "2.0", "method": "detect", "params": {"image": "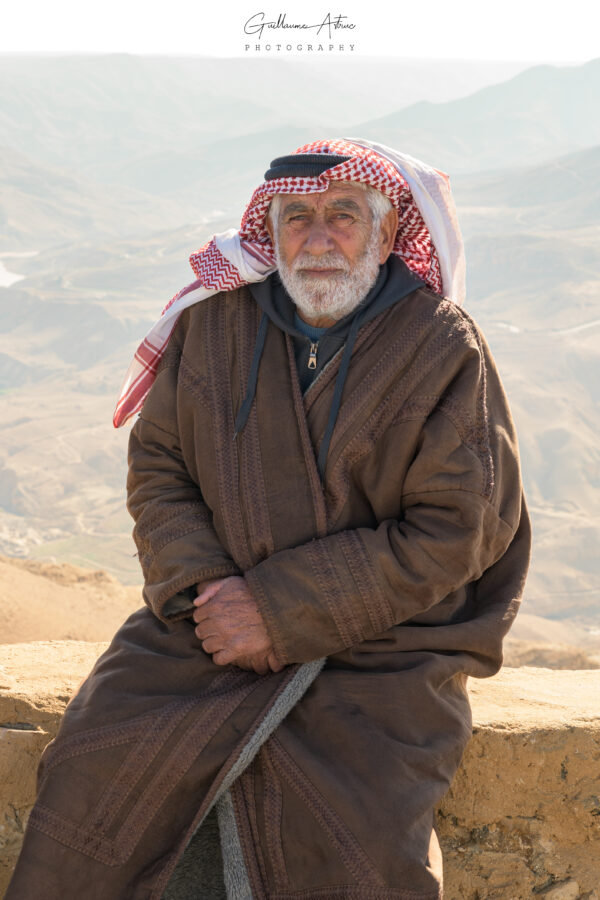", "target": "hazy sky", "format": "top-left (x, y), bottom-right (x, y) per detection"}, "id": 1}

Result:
top-left (2, 0), bottom-right (597, 62)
